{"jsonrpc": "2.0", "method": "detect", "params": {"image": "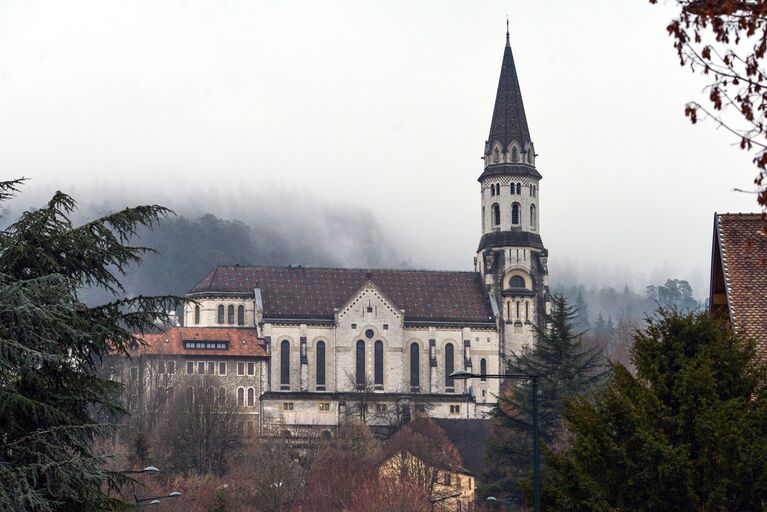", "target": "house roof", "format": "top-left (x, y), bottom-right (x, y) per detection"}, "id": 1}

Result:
top-left (433, 418), bottom-right (490, 476)
top-left (485, 29), bottom-right (532, 156)
top-left (188, 266), bottom-right (496, 325)
top-left (712, 213), bottom-right (767, 358)
top-left (129, 326), bottom-right (268, 358)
